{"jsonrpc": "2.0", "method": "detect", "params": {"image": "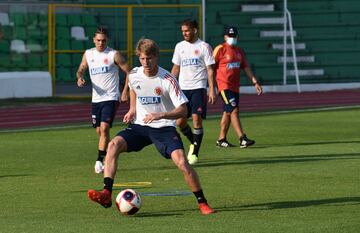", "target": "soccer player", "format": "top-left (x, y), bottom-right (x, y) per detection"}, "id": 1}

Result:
top-left (76, 27), bottom-right (131, 173)
top-left (213, 26), bottom-right (263, 148)
top-left (87, 38), bottom-right (214, 215)
top-left (171, 19), bottom-right (216, 165)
